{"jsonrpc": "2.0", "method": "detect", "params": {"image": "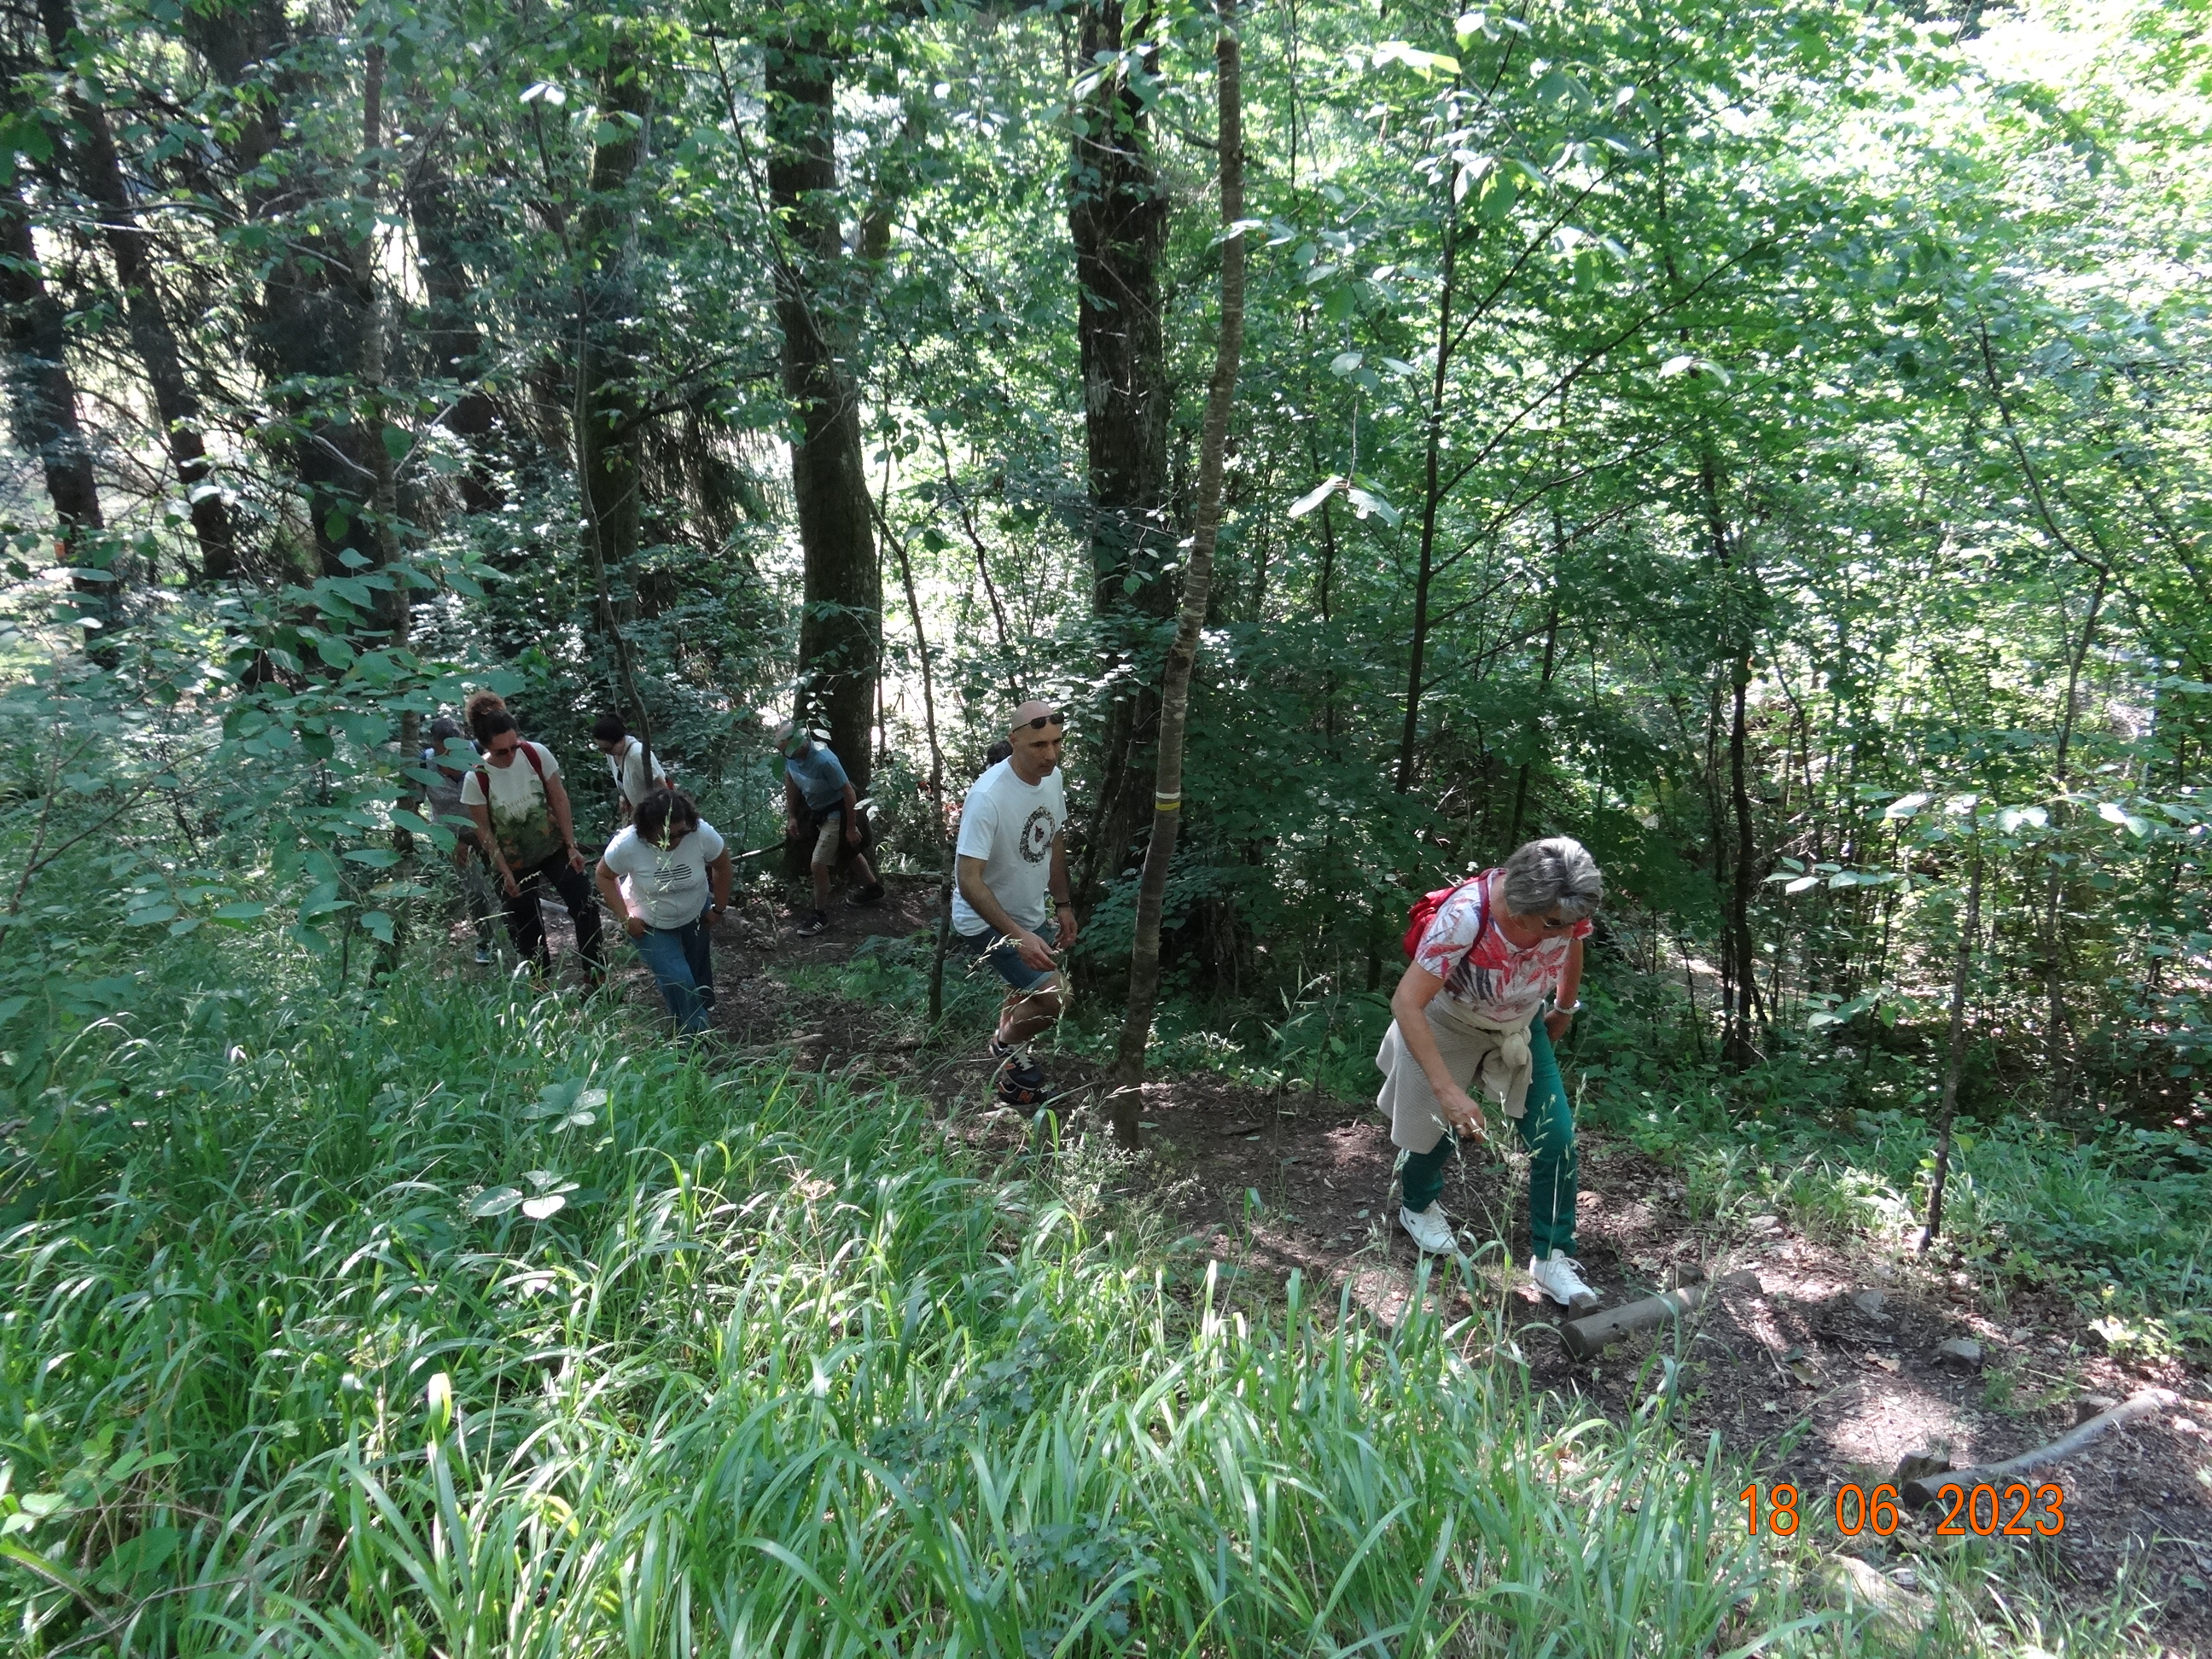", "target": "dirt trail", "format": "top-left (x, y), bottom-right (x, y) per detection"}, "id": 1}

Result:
top-left (574, 876), bottom-right (2212, 1644)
